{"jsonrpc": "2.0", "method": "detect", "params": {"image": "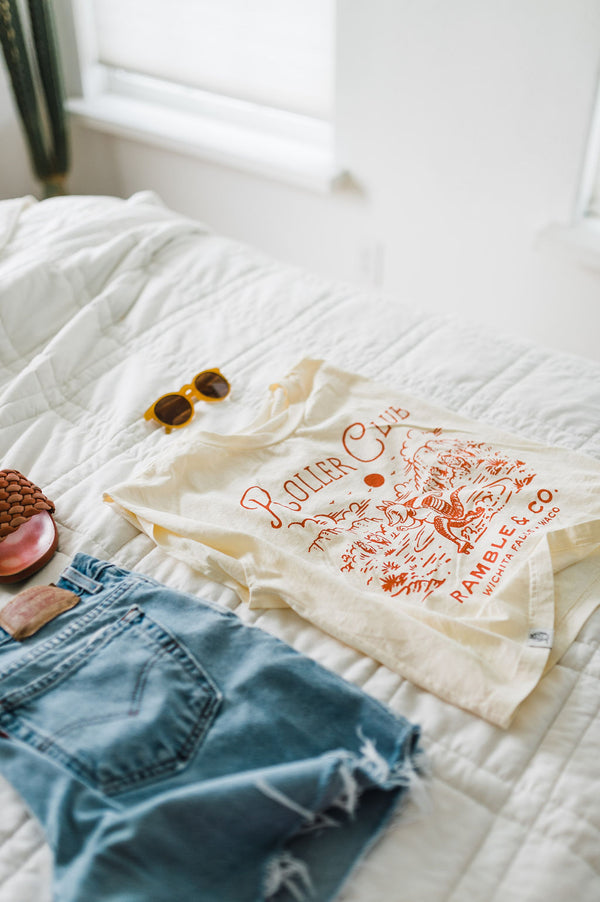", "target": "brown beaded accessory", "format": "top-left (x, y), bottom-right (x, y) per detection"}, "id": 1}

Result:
top-left (0, 470), bottom-right (55, 542)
